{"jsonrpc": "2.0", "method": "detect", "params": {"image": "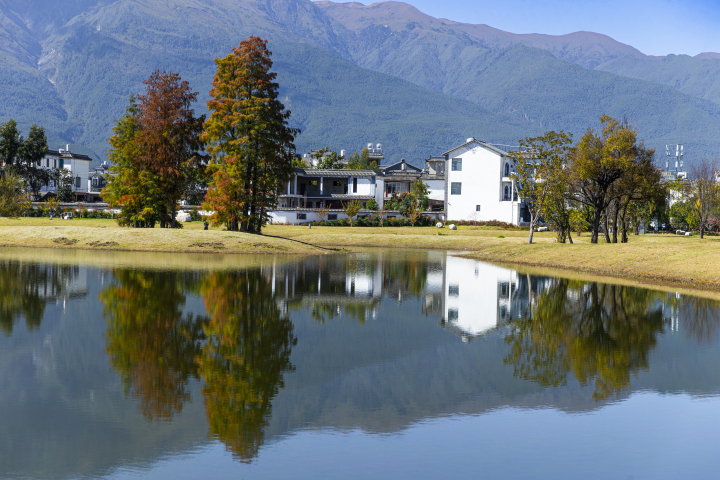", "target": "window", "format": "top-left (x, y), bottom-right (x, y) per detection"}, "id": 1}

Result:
top-left (332, 180), bottom-right (342, 187)
top-left (353, 178), bottom-right (358, 193)
top-left (449, 285), bottom-right (459, 297)
top-left (503, 185), bottom-right (510, 201)
top-left (59, 159), bottom-right (64, 168)
top-left (504, 163), bottom-right (510, 177)
top-left (76, 176), bottom-right (81, 188)
top-left (328, 214), bottom-right (337, 220)
top-left (297, 213), bottom-right (307, 220)
top-left (448, 309), bottom-right (459, 321)
top-left (476, 205), bottom-right (481, 212)
top-left (452, 158), bottom-right (462, 171)
top-left (451, 182), bottom-right (462, 195)
top-left (386, 183), bottom-right (409, 195)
